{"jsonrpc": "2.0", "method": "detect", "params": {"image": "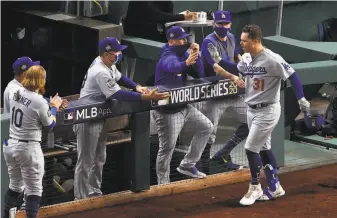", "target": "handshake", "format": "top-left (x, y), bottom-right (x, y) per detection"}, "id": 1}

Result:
top-left (207, 43), bottom-right (245, 88)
